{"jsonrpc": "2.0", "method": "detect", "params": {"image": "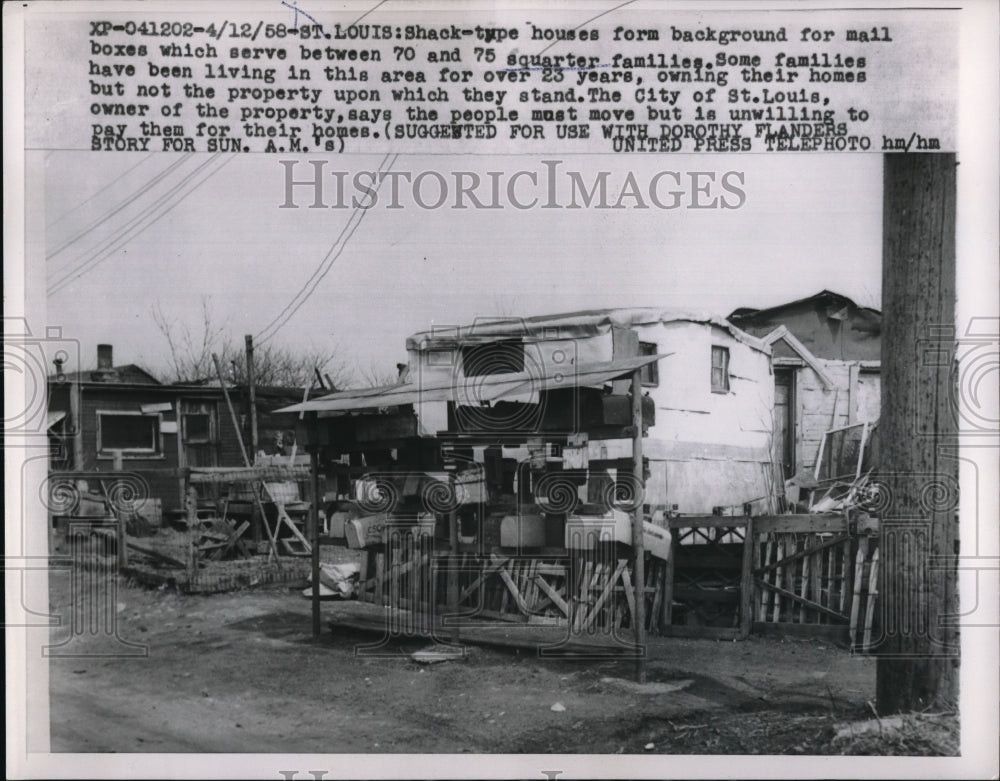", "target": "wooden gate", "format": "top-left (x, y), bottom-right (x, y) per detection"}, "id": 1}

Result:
top-left (660, 516), bottom-right (754, 640)
top-left (357, 538), bottom-right (667, 636)
top-left (753, 514), bottom-right (880, 650)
